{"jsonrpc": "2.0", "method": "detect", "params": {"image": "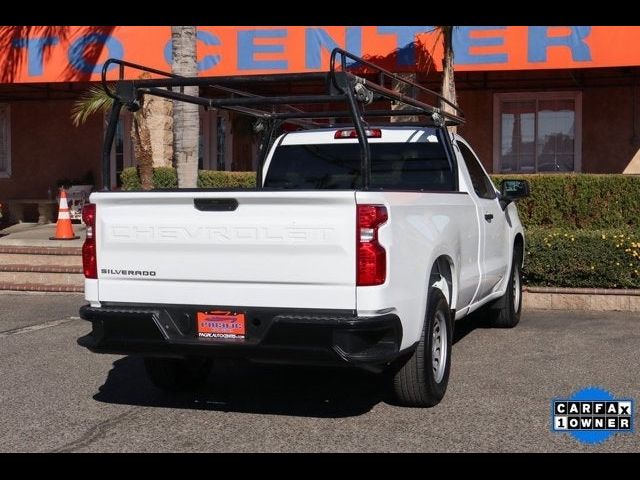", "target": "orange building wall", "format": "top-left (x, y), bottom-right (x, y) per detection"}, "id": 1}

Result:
top-left (581, 86), bottom-right (637, 173)
top-left (457, 90), bottom-right (494, 171)
top-left (2, 69), bottom-right (639, 225)
top-left (0, 100), bottom-right (102, 216)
